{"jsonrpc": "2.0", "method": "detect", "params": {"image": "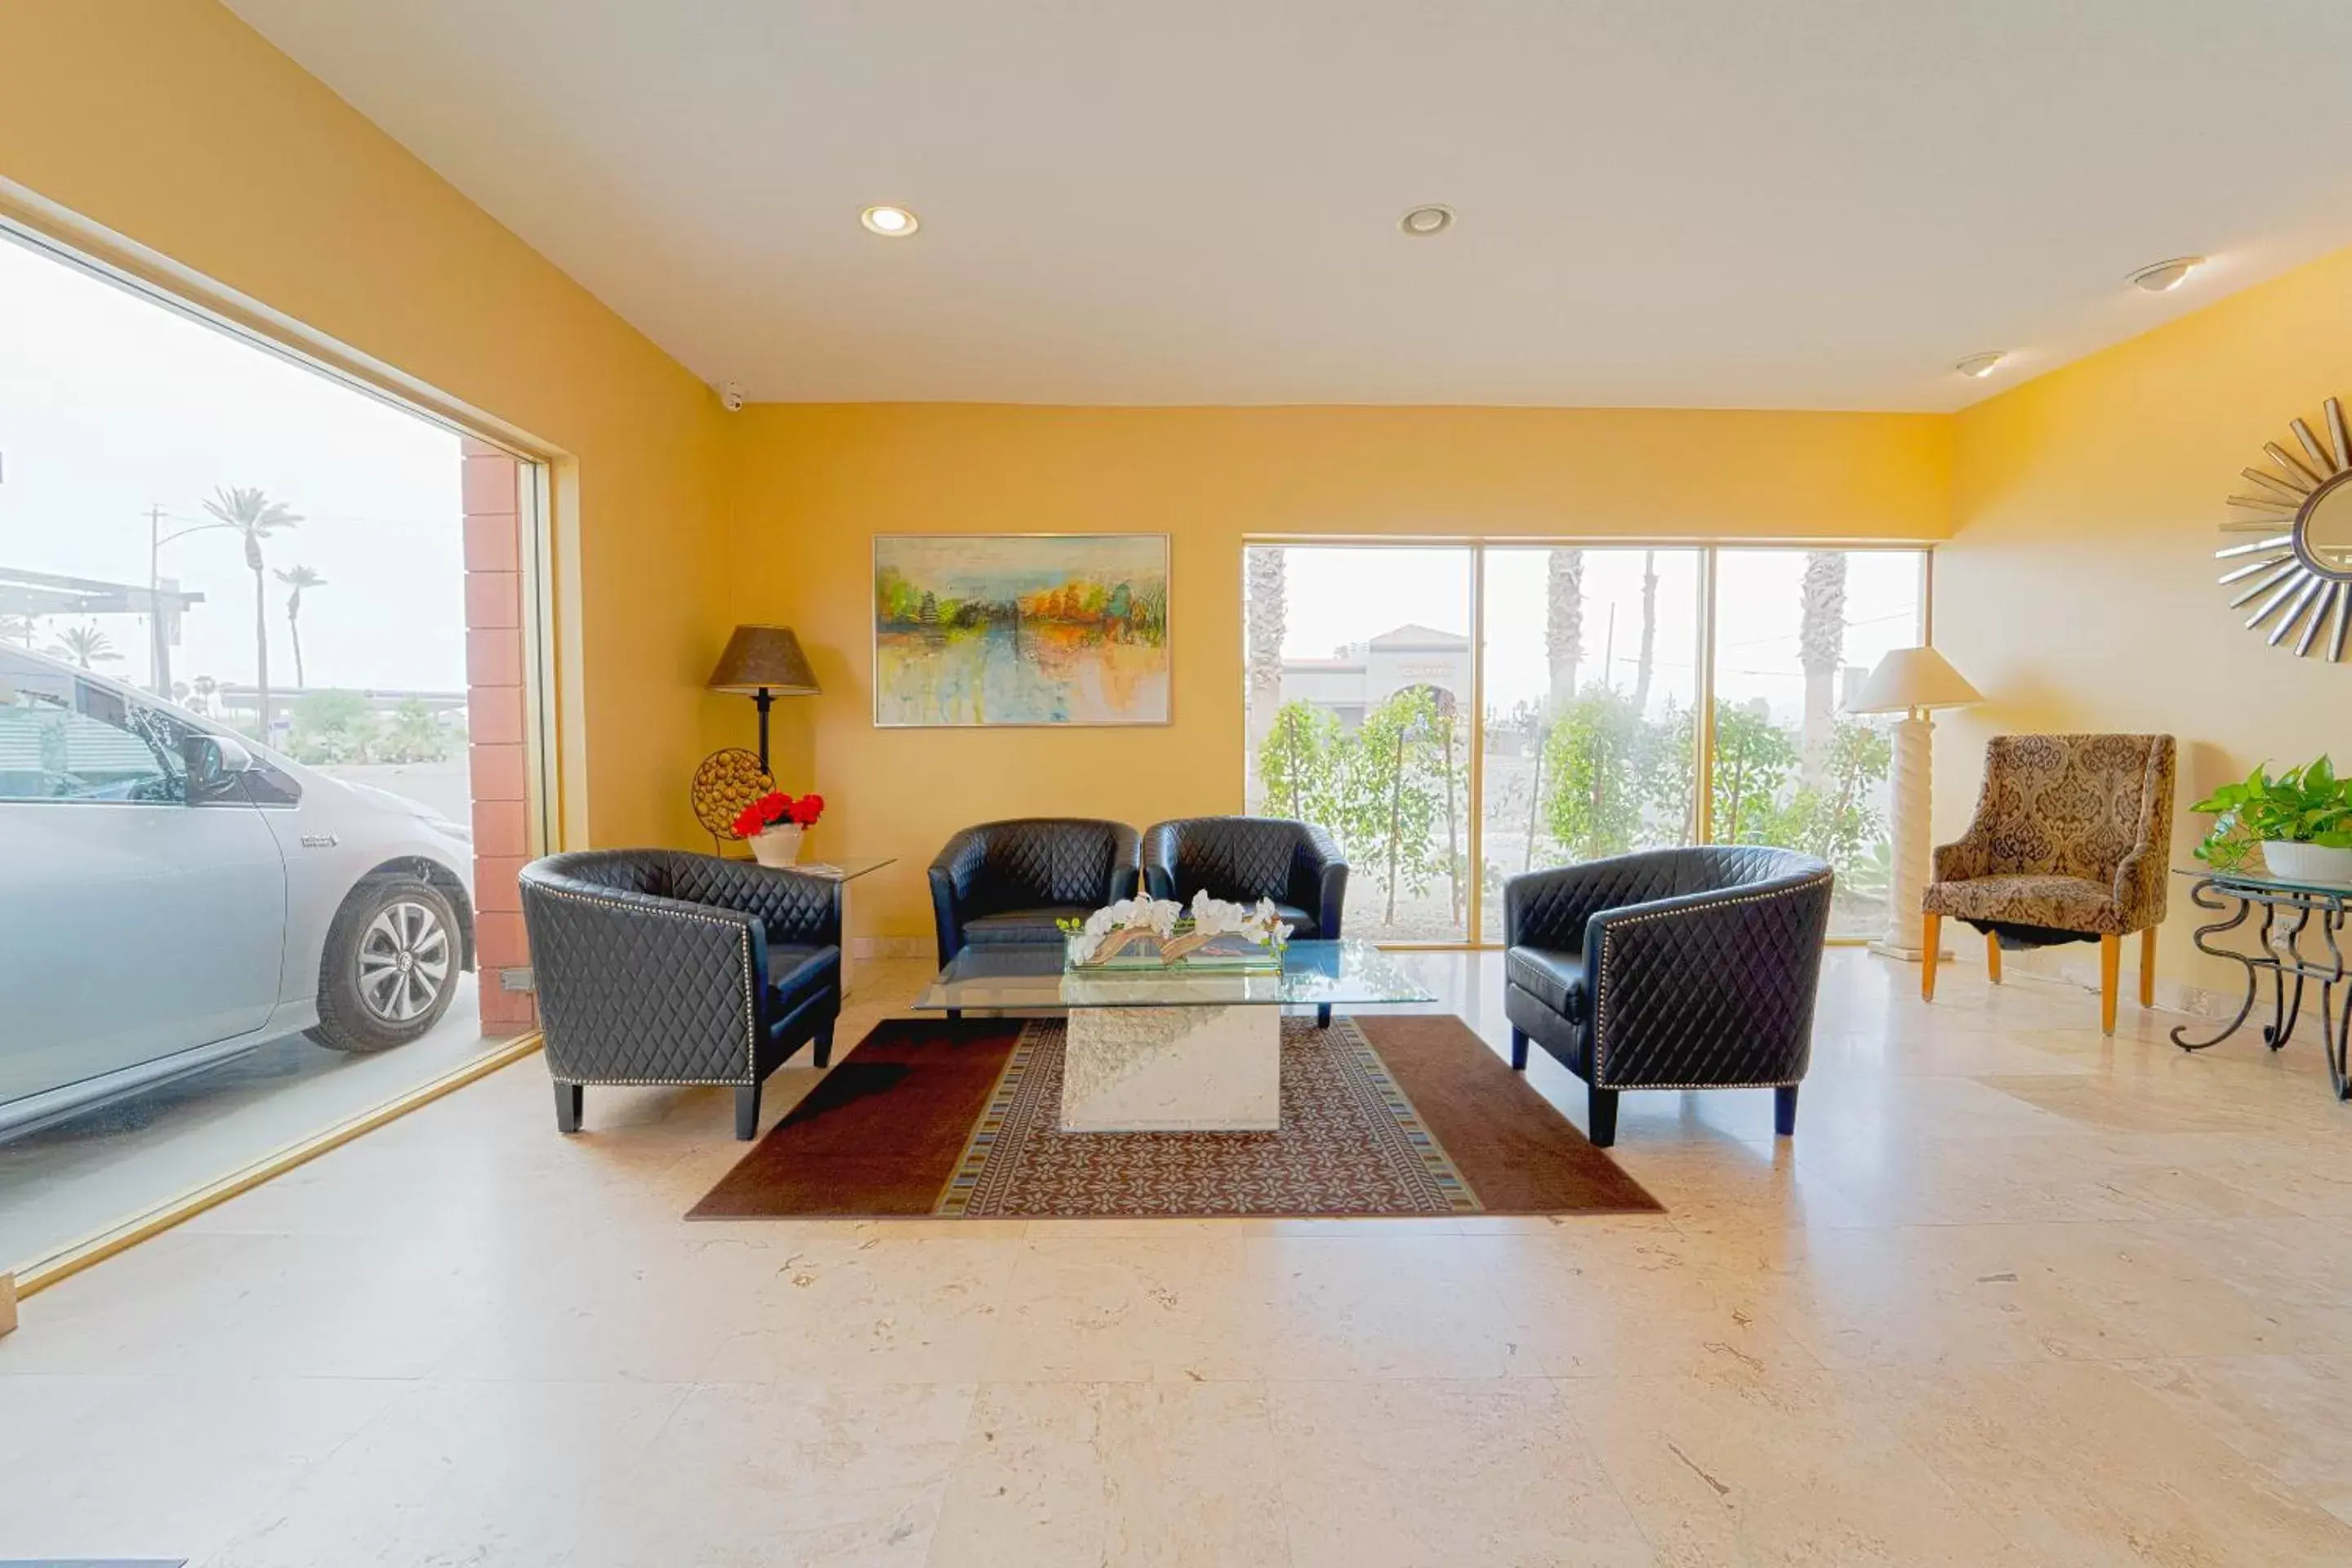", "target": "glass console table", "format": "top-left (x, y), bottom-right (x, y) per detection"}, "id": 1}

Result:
top-left (2172, 866), bottom-right (2352, 1099)
top-left (912, 939), bottom-right (1434, 1132)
